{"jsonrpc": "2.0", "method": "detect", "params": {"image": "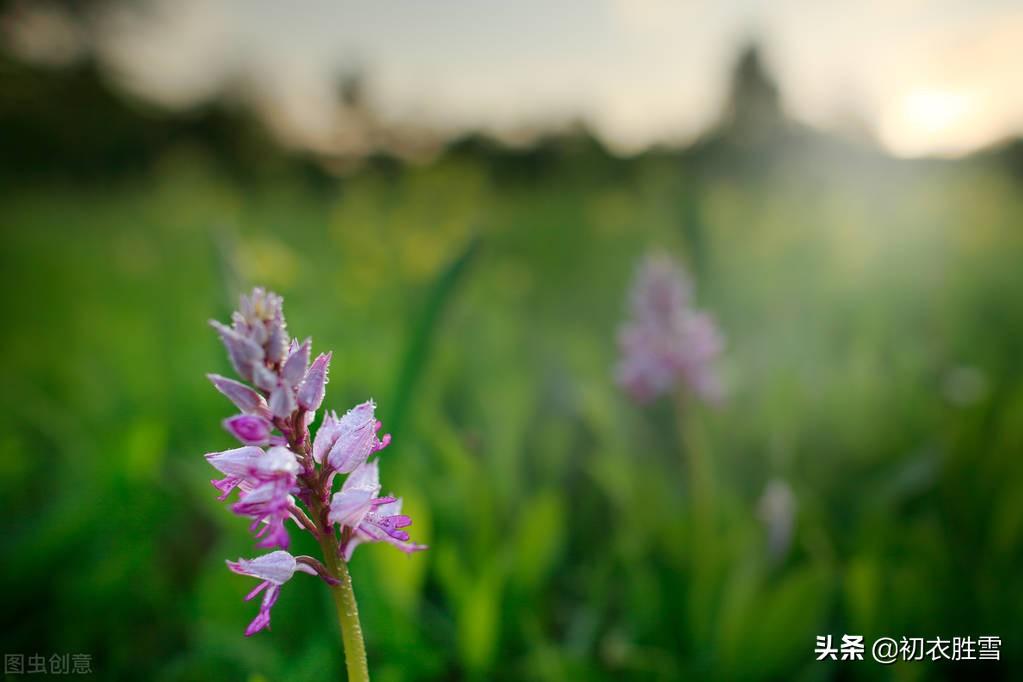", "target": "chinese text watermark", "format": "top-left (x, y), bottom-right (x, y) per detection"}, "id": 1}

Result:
top-left (4, 653), bottom-right (92, 675)
top-left (815, 635), bottom-right (1000, 664)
